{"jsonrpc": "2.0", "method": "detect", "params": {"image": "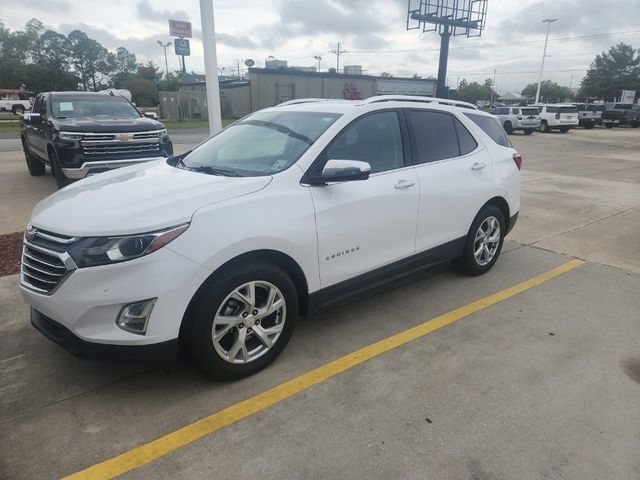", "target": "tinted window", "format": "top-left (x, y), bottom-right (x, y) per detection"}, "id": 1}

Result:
top-left (573, 104), bottom-right (586, 110)
top-left (521, 108), bottom-right (539, 116)
top-left (560, 106), bottom-right (578, 113)
top-left (586, 104), bottom-right (605, 112)
top-left (32, 96), bottom-right (42, 114)
top-left (408, 110), bottom-right (460, 164)
top-left (512, 108), bottom-right (520, 115)
top-left (546, 106), bottom-right (559, 113)
top-left (464, 113), bottom-right (512, 148)
top-left (454, 117), bottom-right (477, 155)
top-left (493, 108), bottom-right (508, 115)
top-left (326, 111), bottom-right (404, 174)
top-left (614, 104), bottom-right (632, 110)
